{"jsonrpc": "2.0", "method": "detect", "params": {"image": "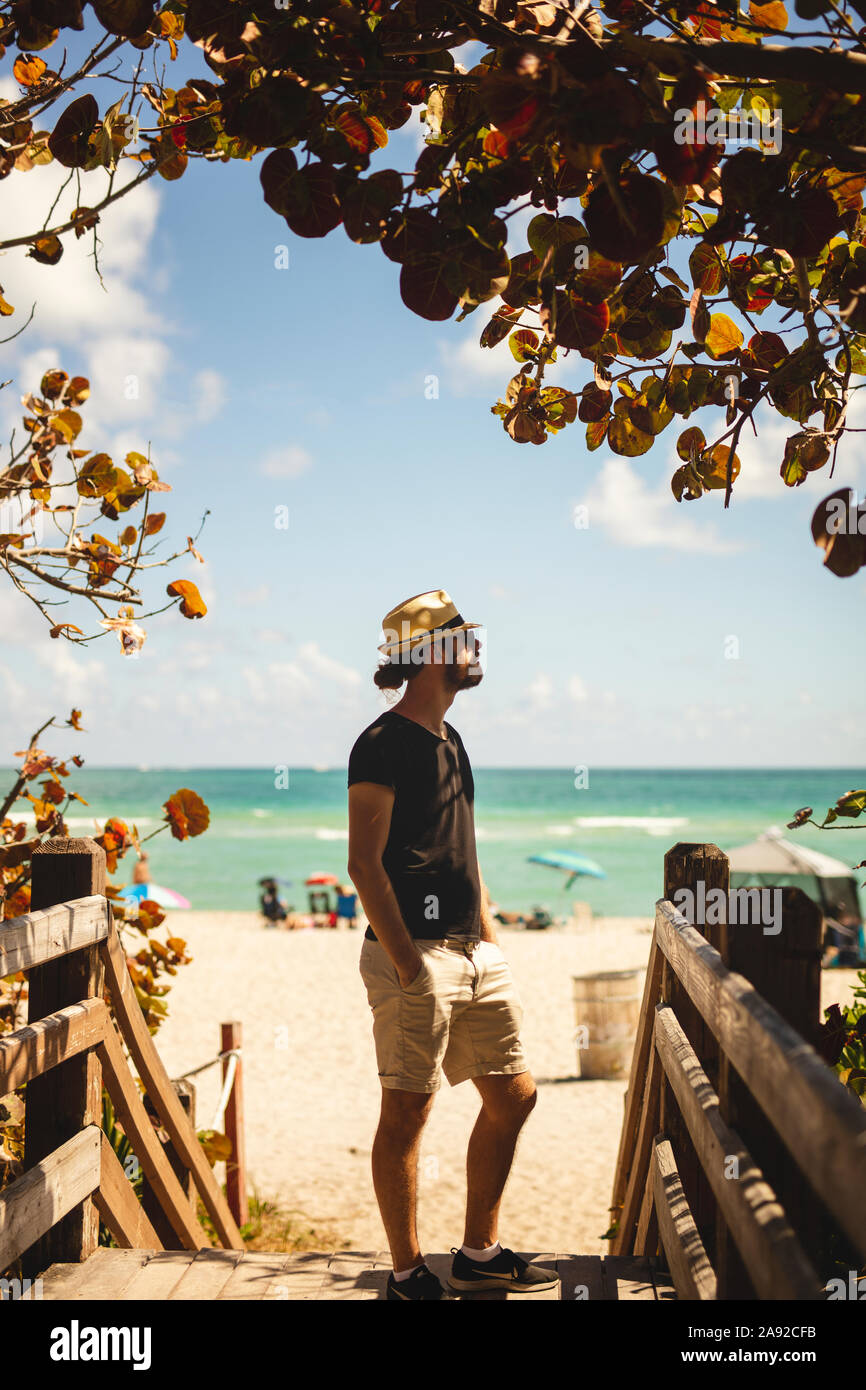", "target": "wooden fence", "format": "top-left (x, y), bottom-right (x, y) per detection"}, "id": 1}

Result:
top-left (0, 837), bottom-right (244, 1278)
top-left (611, 842), bottom-right (866, 1300)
